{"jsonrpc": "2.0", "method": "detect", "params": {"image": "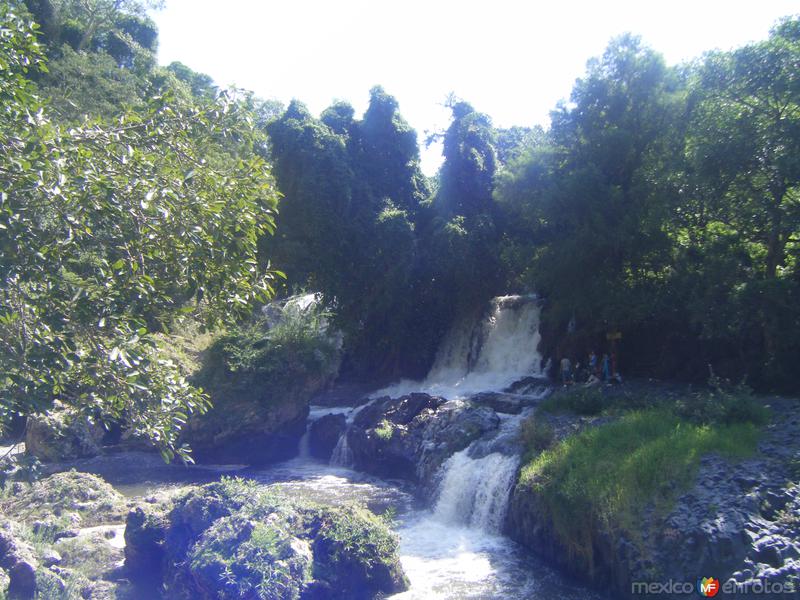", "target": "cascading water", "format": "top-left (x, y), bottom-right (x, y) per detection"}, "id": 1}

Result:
top-left (433, 450), bottom-right (519, 532)
top-left (376, 295), bottom-right (544, 400)
top-left (330, 432), bottom-right (354, 467)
